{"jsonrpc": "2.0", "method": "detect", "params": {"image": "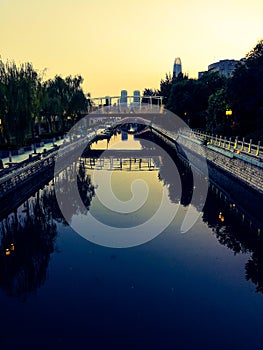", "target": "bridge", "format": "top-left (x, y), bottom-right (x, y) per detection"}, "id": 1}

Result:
top-left (87, 94), bottom-right (164, 111)
top-left (86, 95), bottom-right (164, 126)
top-left (80, 155), bottom-right (158, 172)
